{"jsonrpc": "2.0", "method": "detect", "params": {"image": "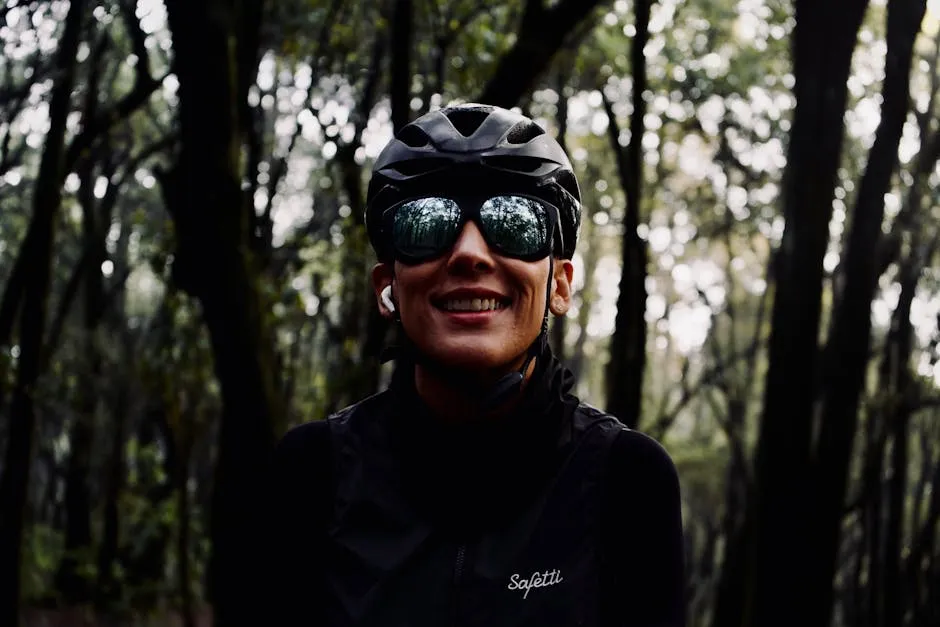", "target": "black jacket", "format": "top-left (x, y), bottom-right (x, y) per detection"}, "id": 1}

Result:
top-left (260, 349), bottom-right (685, 626)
